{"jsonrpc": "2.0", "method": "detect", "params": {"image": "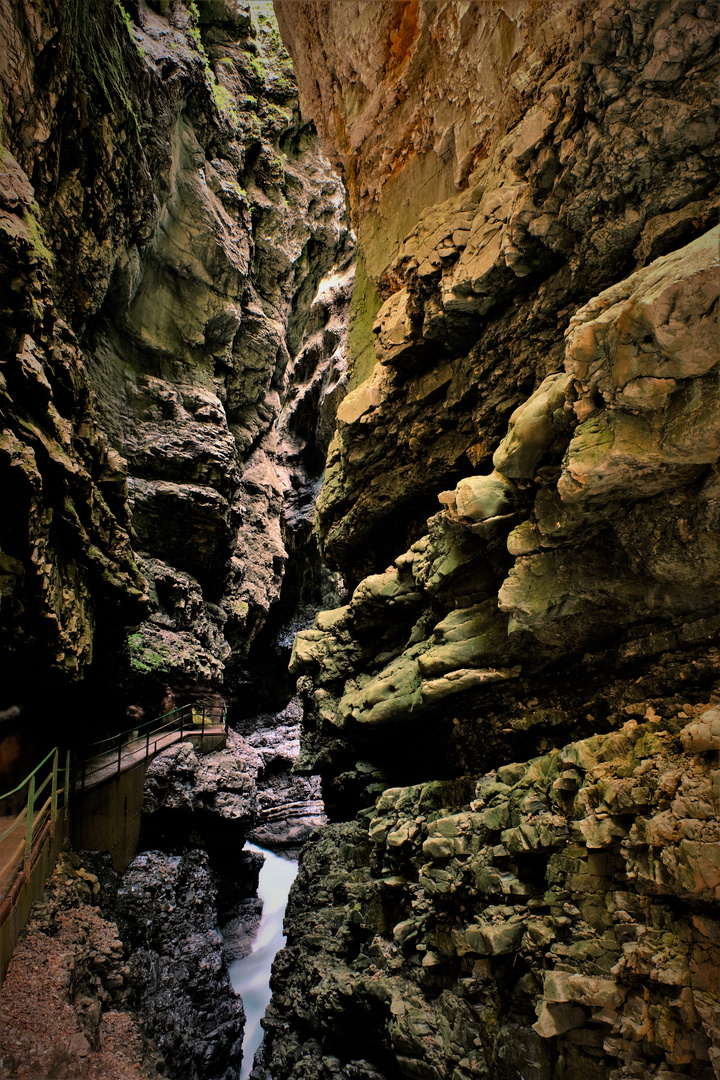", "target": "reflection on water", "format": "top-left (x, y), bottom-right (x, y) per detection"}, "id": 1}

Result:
top-left (230, 843), bottom-right (298, 1080)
